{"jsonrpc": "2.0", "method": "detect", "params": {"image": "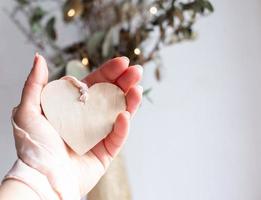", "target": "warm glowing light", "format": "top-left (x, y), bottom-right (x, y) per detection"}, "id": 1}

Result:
top-left (67, 9), bottom-right (76, 17)
top-left (81, 57), bottom-right (89, 66)
top-left (134, 48), bottom-right (141, 55)
top-left (149, 6), bottom-right (158, 15)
